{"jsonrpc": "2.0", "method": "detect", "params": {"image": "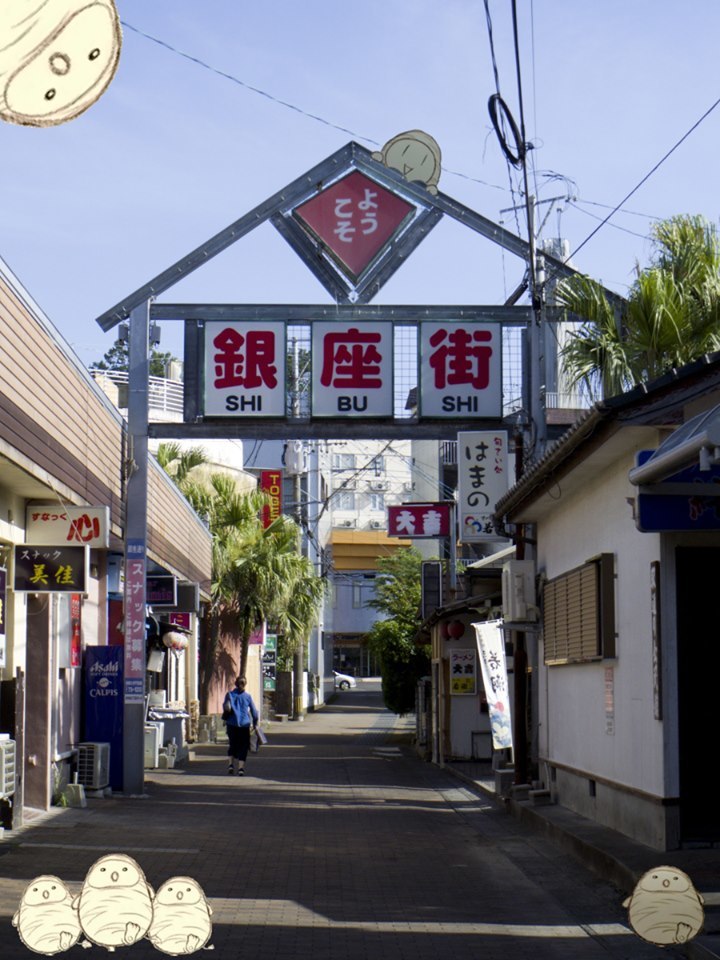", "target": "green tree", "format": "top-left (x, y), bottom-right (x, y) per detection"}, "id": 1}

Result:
top-left (155, 442), bottom-right (209, 493)
top-left (157, 452), bottom-right (324, 709)
top-left (93, 339), bottom-right (178, 377)
top-left (558, 215), bottom-right (720, 400)
top-left (367, 547), bottom-right (428, 715)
